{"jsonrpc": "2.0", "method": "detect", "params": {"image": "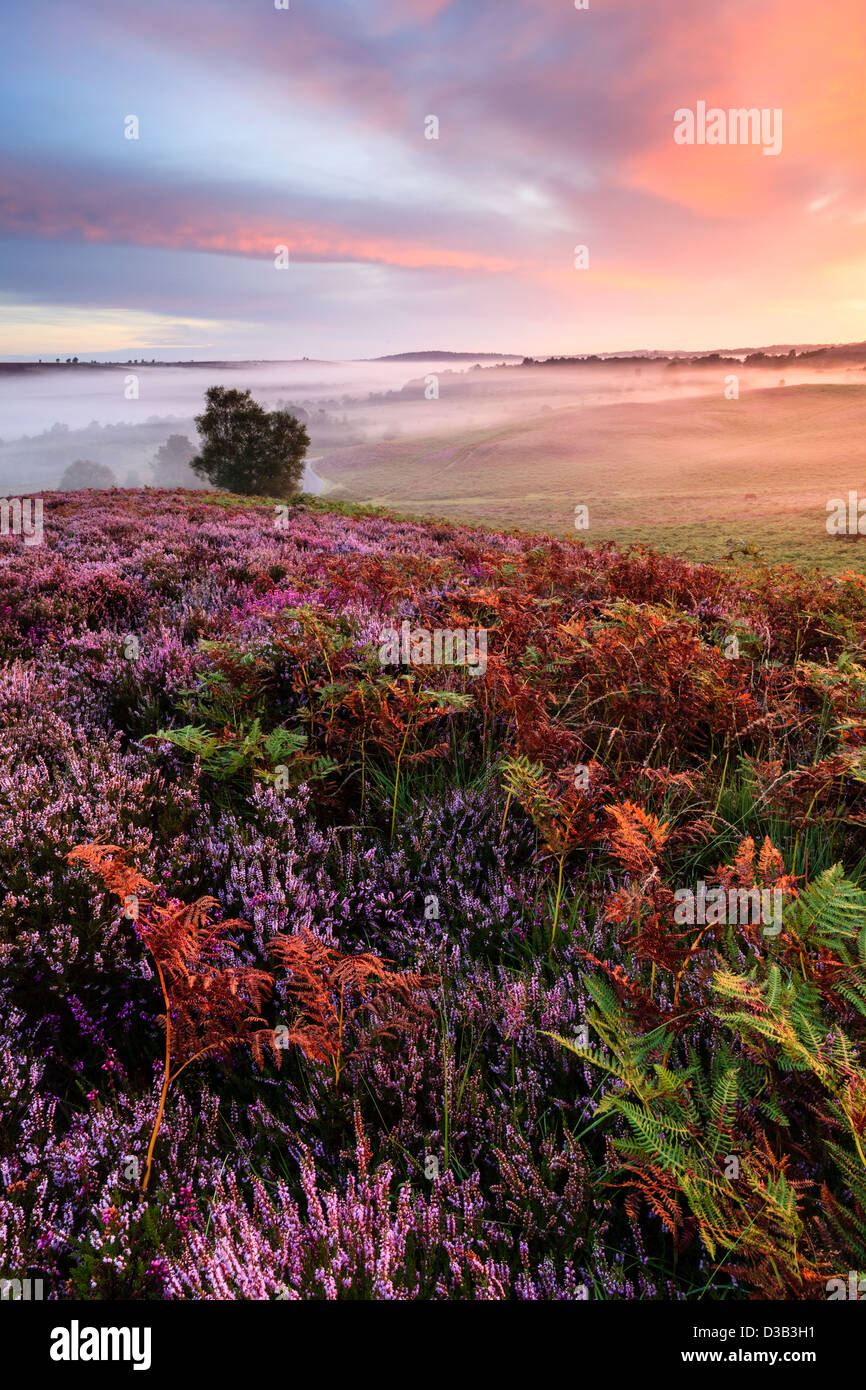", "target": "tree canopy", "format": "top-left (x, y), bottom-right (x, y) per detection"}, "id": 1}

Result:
top-left (190, 387), bottom-right (310, 497)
